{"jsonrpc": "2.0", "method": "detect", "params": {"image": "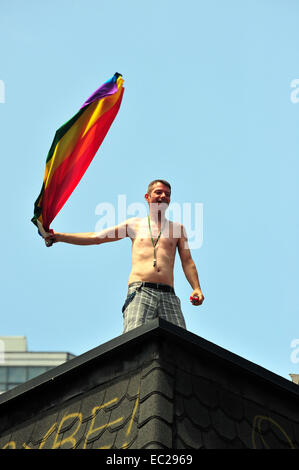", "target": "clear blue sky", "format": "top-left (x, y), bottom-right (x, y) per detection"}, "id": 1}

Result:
top-left (0, 0), bottom-right (298, 381)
